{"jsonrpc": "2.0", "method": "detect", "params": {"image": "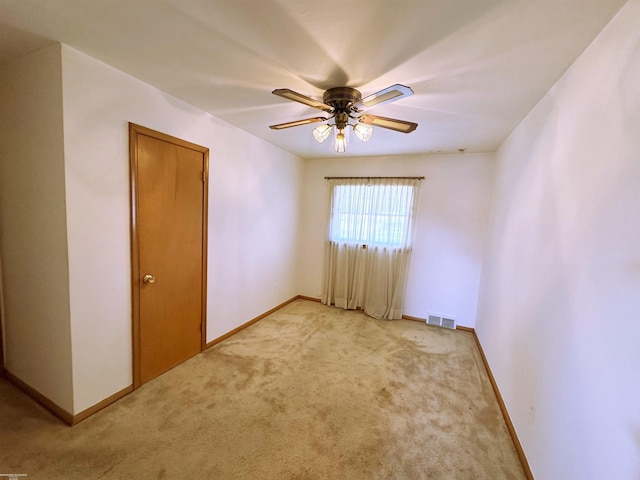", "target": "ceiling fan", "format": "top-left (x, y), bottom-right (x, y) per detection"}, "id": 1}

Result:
top-left (269, 84), bottom-right (418, 153)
